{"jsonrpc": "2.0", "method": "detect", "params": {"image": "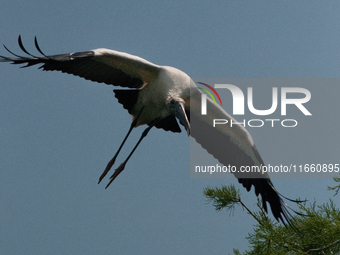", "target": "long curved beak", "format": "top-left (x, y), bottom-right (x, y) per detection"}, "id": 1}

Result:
top-left (174, 101), bottom-right (190, 136)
